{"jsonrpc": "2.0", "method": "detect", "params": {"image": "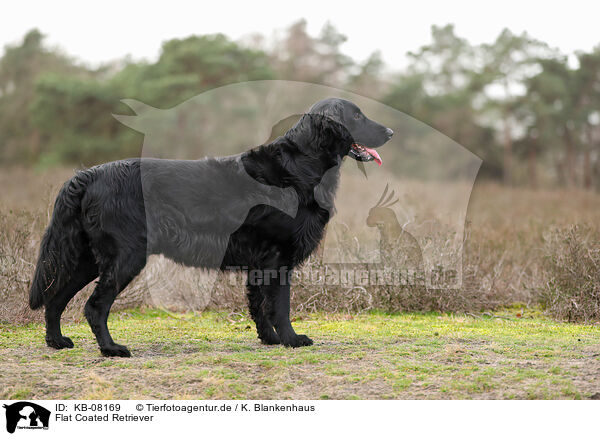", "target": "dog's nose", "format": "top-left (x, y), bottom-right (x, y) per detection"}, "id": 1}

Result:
top-left (386, 128), bottom-right (394, 138)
